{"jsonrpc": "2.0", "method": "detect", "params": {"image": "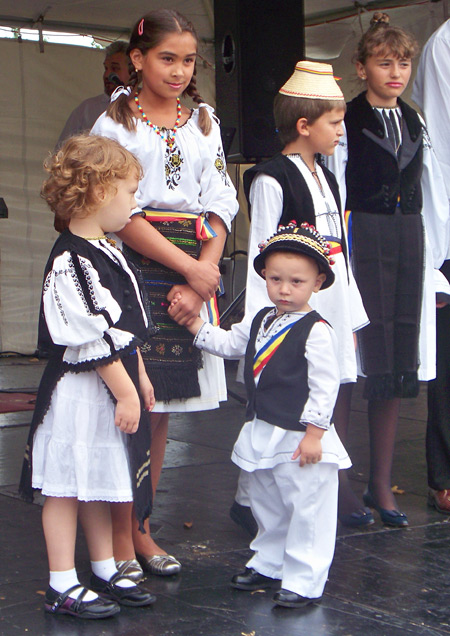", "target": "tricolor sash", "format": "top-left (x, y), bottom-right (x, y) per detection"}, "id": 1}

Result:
top-left (322, 235), bottom-right (342, 257)
top-left (253, 322), bottom-right (293, 377)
